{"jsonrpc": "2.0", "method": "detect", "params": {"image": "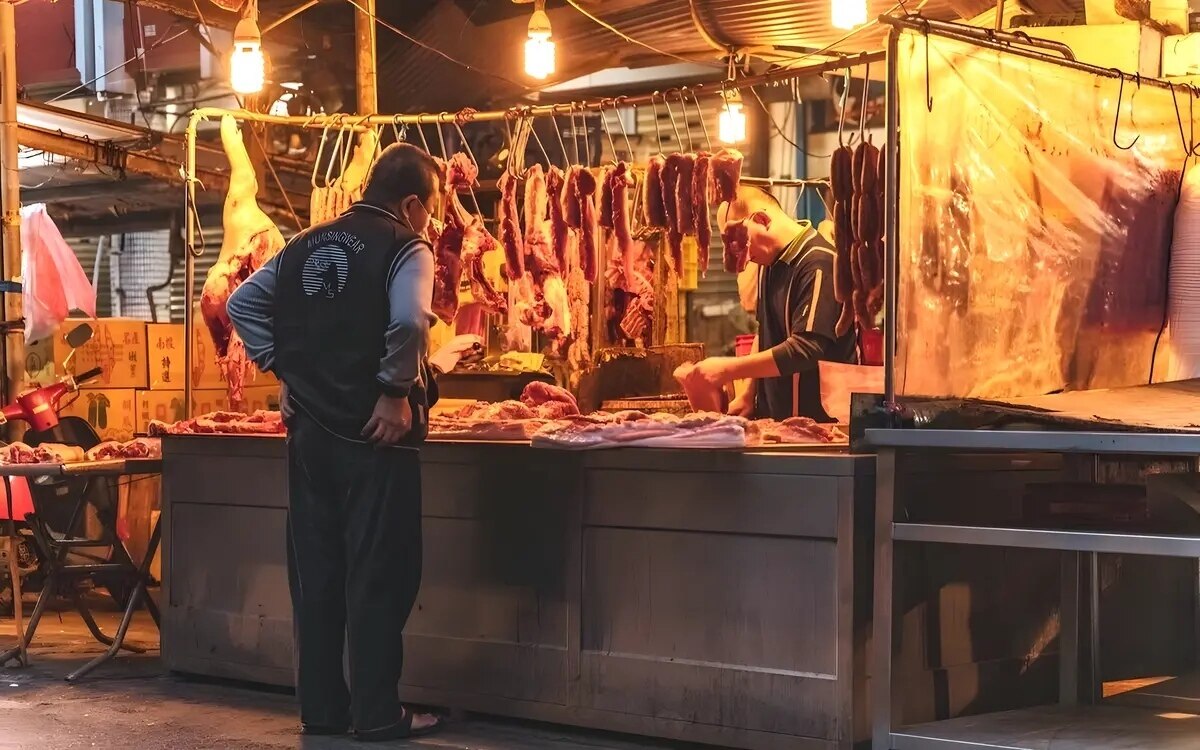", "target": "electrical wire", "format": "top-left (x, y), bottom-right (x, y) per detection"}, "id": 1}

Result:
top-left (341, 0), bottom-right (534, 91)
top-left (49, 27), bottom-right (191, 104)
top-left (564, 0), bottom-right (723, 68)
top-left (746, 85), bottom-right (827, 159)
